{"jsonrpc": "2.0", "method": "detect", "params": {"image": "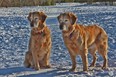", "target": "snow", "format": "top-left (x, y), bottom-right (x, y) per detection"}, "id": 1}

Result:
top-left (0, 3), bottom-right (116, 77)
